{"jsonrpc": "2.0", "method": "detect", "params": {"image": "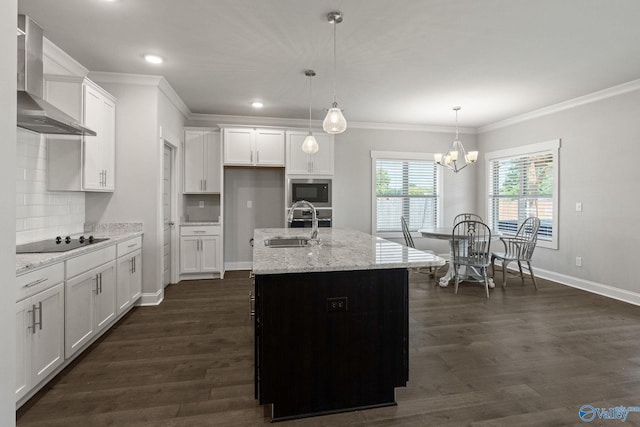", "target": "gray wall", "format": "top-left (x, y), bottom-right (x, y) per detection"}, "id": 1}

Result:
top-left (2, 2), bottom-right (17, 425)
top-left (224, 167), bottom-right (285, 266)
top-left (332, 127), bottom-right (479, 254)
top-left (86, 83), bottom-right (165, 301)
top-left (477, 89), bottom-right (640, 294)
